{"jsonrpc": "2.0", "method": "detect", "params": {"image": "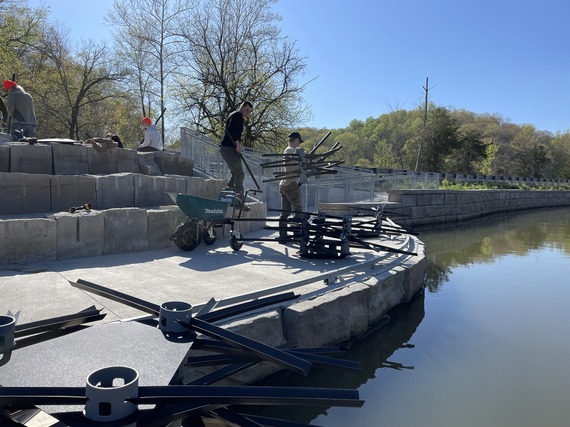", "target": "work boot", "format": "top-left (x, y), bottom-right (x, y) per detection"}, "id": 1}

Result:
top-left (278, 219), bottom-right (289, 244)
